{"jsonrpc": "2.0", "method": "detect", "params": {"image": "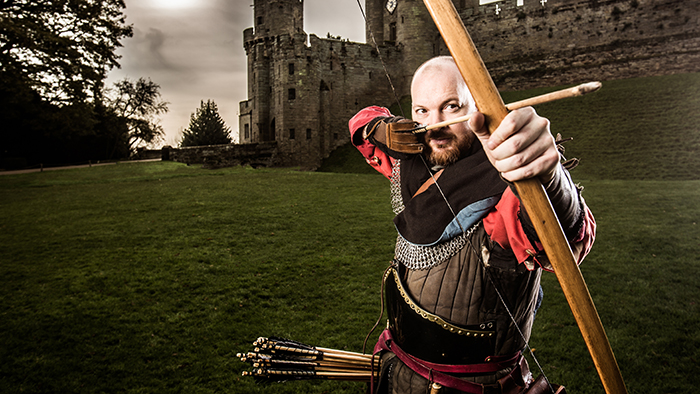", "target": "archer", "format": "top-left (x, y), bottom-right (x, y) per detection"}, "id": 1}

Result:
top-left (348, 56), bottom-right (596, 394)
